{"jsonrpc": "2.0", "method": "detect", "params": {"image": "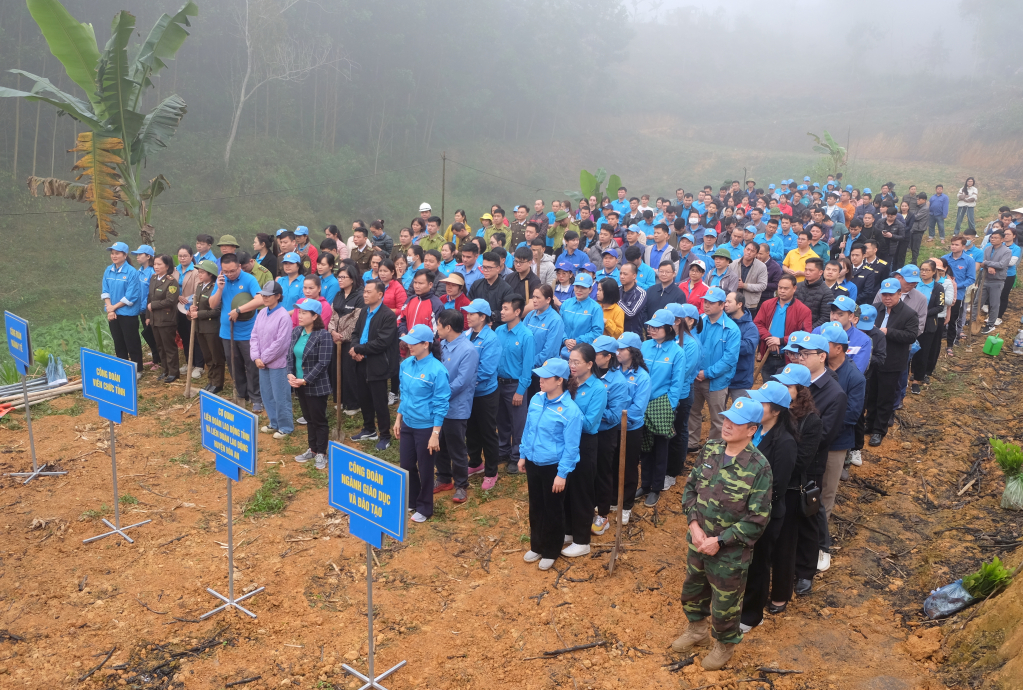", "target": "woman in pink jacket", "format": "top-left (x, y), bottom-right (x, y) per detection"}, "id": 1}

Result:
top-left (250, 281), bottom-right (296, 438)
